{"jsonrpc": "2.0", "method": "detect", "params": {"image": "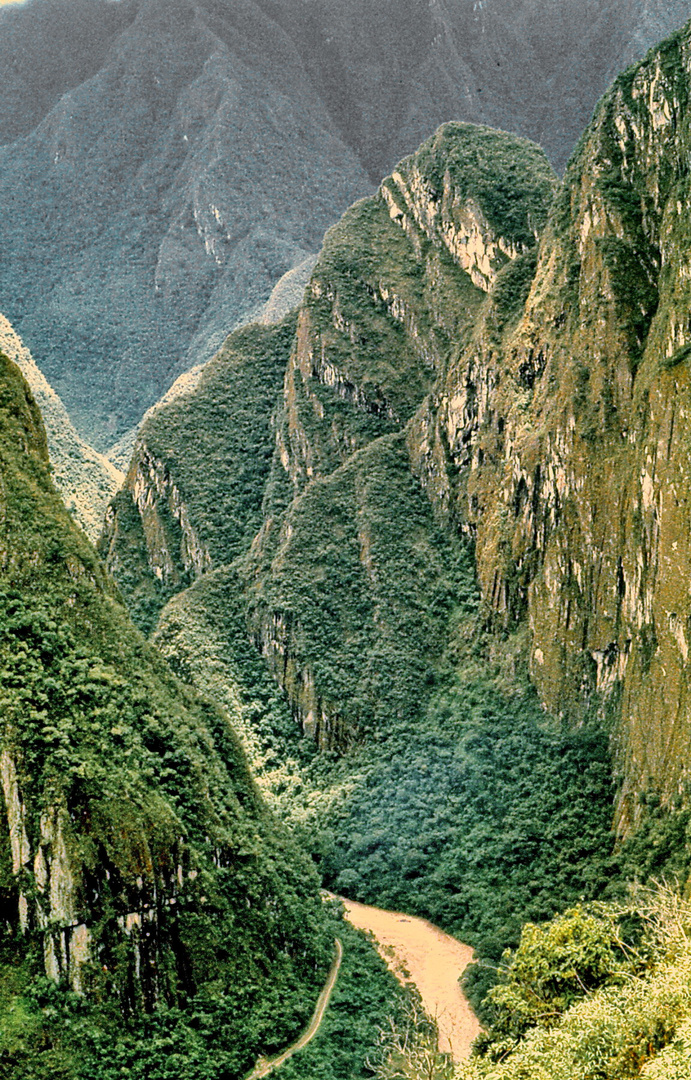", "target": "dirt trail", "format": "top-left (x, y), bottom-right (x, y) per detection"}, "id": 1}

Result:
top-left (245, 939), bottom-right (343, 1080)
top-left (341, 898), bottom-right (481, 1062)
